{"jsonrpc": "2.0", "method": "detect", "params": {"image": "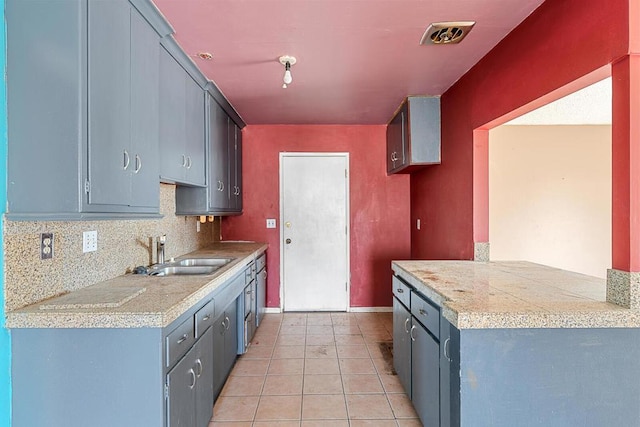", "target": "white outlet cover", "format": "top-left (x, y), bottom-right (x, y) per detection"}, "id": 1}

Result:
top-left (83, 230), bottom-right (98, 253)
top-left (266, 219), bottom-right (276, 229)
